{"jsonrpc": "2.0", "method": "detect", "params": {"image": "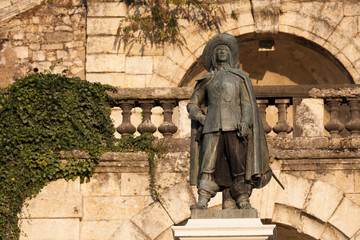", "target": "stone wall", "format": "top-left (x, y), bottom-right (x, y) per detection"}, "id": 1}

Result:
top-left (0, 0), bottom-right (85, 88)
top-left (19, 138), bottom-right (360, 240)
top-left (85, 0), bottom-right (360, 88)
